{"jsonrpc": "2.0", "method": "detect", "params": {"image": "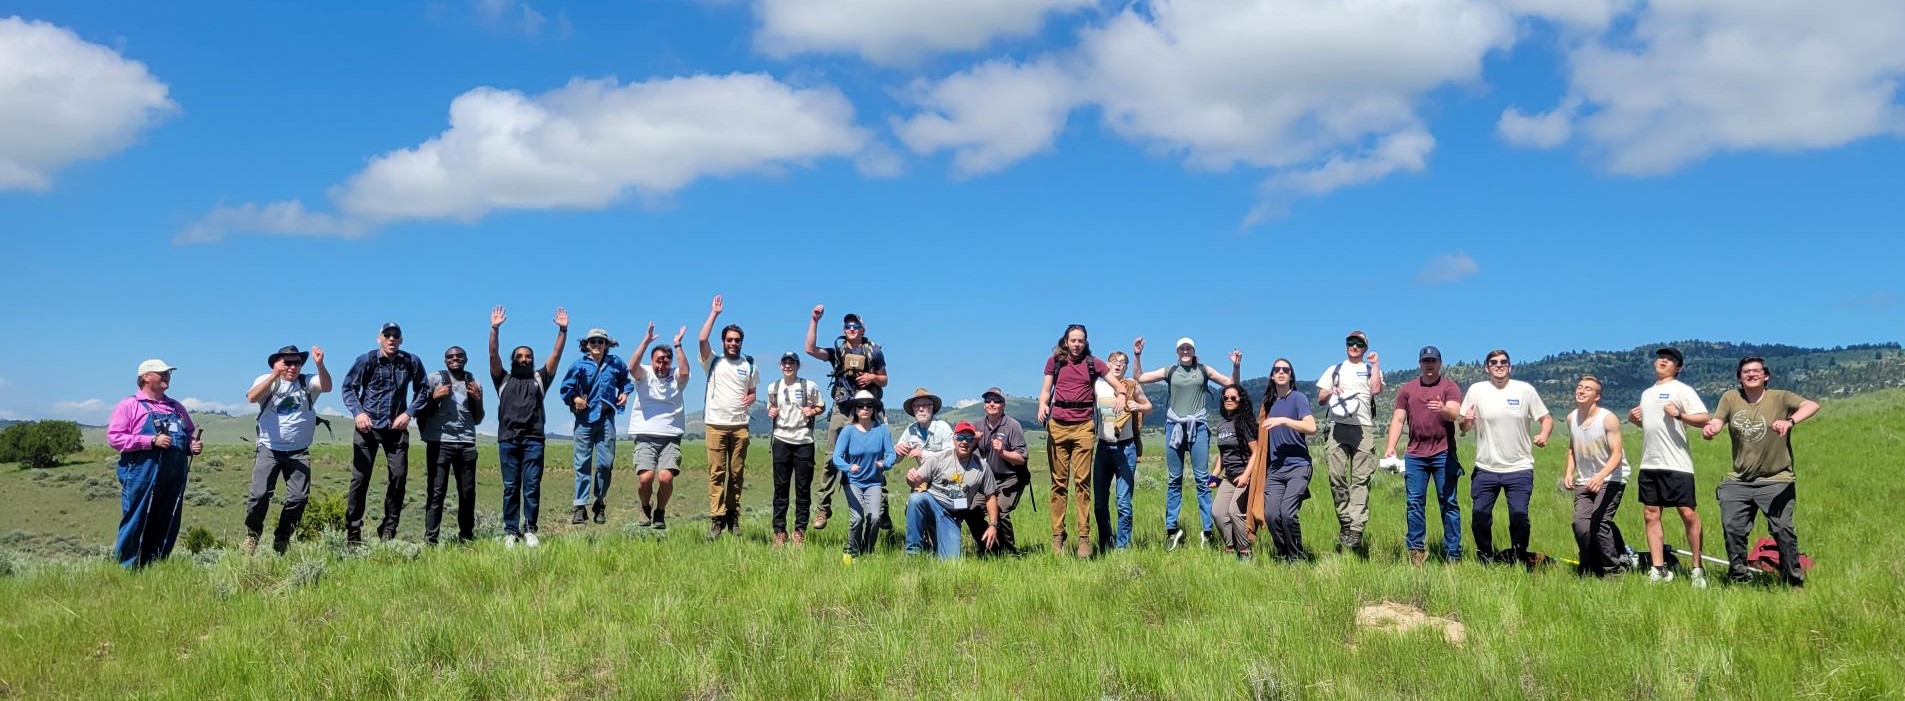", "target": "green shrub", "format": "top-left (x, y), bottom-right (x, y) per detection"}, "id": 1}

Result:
top-left (296, 490), bottom-right (348, 541)
top-left (182, 525), bottom-right (225, 554)
top-left (0, 420), bottom-right (83, 469)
